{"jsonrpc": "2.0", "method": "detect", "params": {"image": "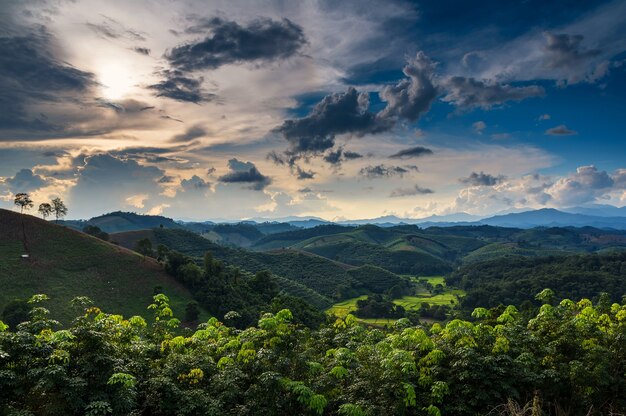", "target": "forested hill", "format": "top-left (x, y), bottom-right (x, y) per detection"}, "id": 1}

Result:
top-left (111, 228), bottom-right (410, 309)
top-left (0, 209), bottom-right (201, 323)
